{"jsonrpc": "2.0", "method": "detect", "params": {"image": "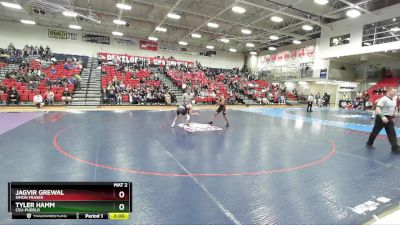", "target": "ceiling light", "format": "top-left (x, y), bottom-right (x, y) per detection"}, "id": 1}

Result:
top-left (250, 51), bottom-right (257, 55)
top-left (293, 40), bottom-right (302, 44)
top-left (20, 19), bottom-right (35, 25)
top-left (269, 47), bottom-right (276, 51)
top-left (393, 18), bottom-right (397, 22)
top-left (155, 27), bottom-right (167, 32)
top-left (346, 9), bottom-right (361, 18)
top-left (207, 22), bottom-right (219, 28)
top-left (167, 13), bottom-right (181, 19)
top-left (148, 36), bottom-right (158, 41)
top-left (271, 16), bottom-right (283, 23)
top-left (116, 3), bottom-right (132, 10)
top-left (314, 0), bottom-right (329, 5)
top-left (191, 33), bottom-right (201, 38)
top-left (112, 31), bottom-right (123, 36)
top-left (219, 38), bottom-right (229, 43)
top-left (63, 11), bottom-right (78, 17)
top-left (113, 19), bottom-right (126, 25)
top-left (232, 6), bottom-right (246, 14)
top-left (69, 24), bottom-right (81, 30)
top-left (270, 35), bottom-right (279, 40)
top-left (0, 2), bottom-right (22, 9)
top-left (302, 24), bottom-right (313, 31)
top-left (390, 27), bottom-right (400, 32)
top-left (206, 45), bottom-right (214, 49)
top-left (229, 48), bottom-right (237, 52)
top-left (179, 41), bottom-right (188, 46)
top-left (246, 43), bottom-right (255, 47)
top-left (241, 29), bottom-right (252, 34)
